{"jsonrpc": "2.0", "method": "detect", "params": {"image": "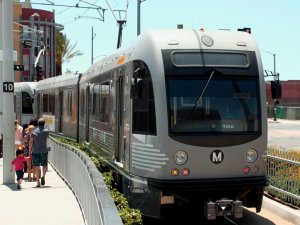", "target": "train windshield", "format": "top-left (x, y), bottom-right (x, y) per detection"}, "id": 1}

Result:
top-left (167, 75), bottom-right (260, 134)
